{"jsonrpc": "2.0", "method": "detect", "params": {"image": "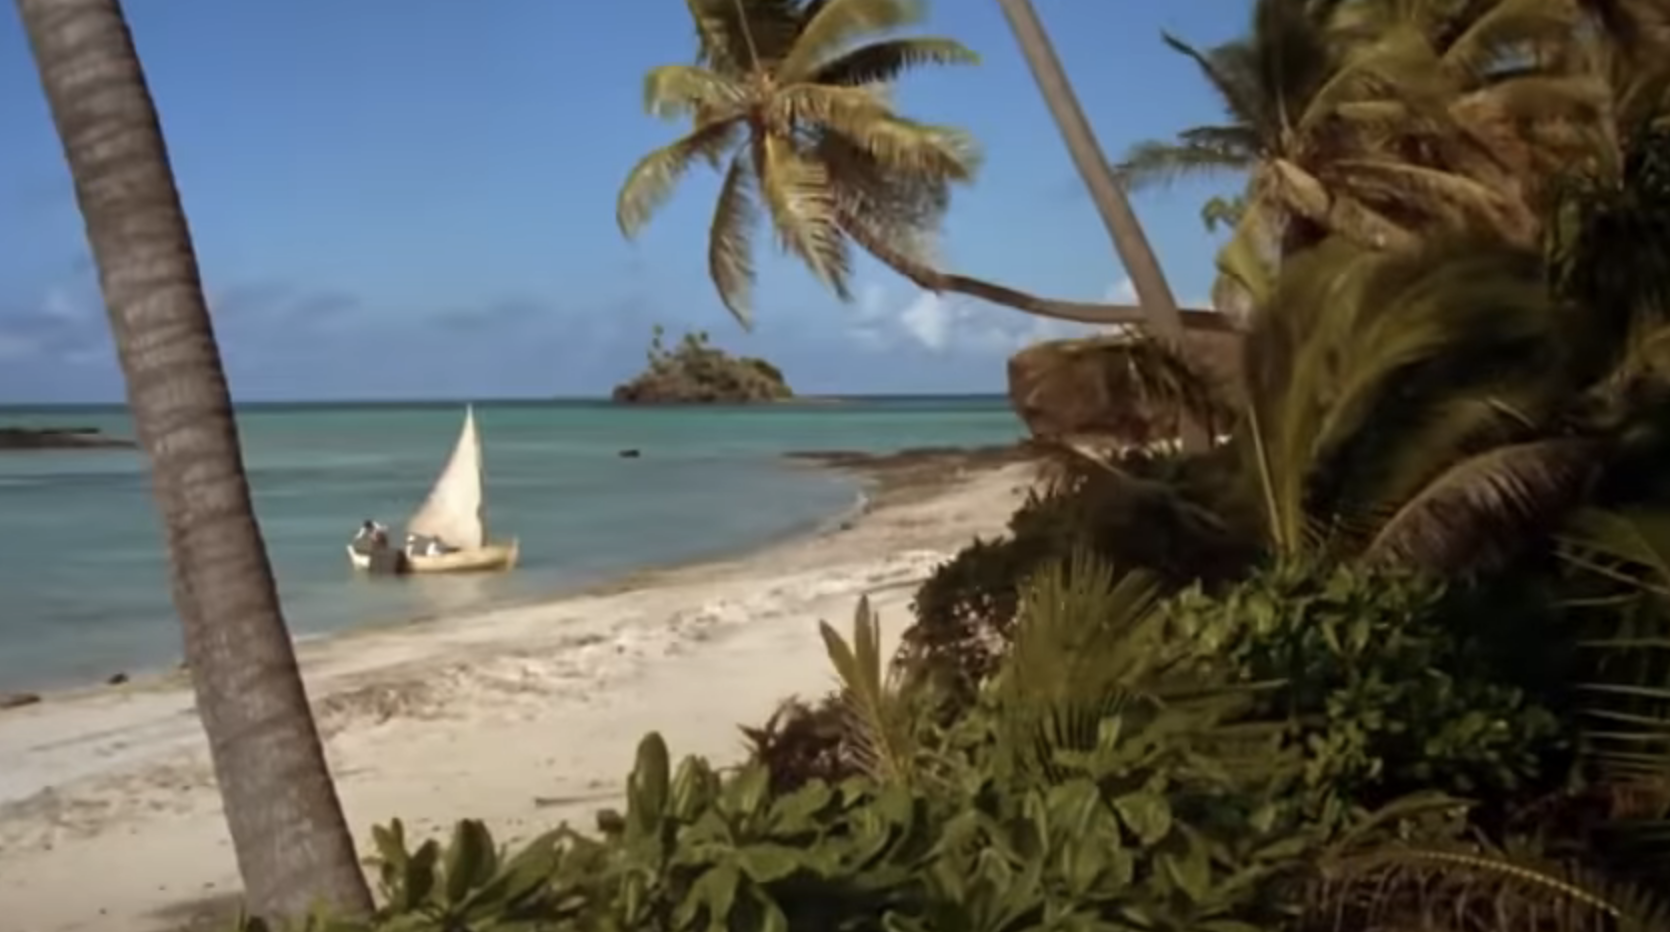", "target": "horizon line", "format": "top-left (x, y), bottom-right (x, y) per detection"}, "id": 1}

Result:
top-left (0, 392), bottom-right (1011, 410)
